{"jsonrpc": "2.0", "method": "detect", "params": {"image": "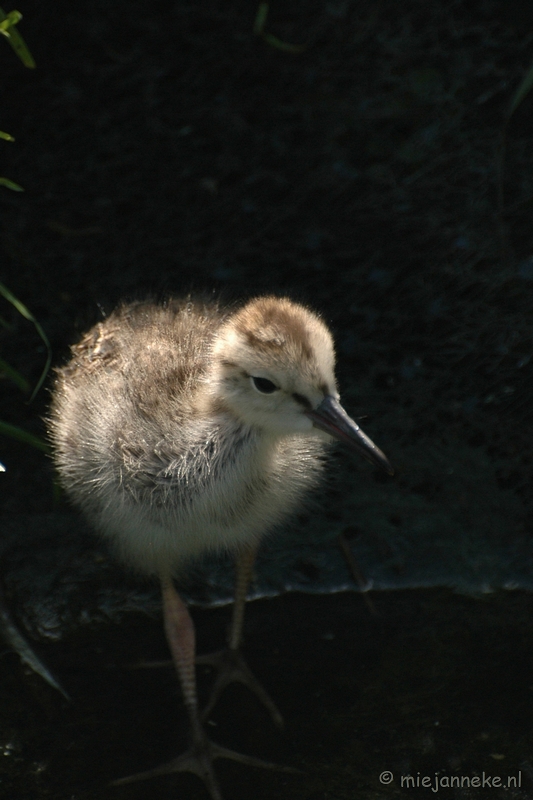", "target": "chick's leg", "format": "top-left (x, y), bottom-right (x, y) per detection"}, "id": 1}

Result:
top-left (113, 576), bottom-right (290, 800)
top-left (198, 545), bottom-right (283, 727)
